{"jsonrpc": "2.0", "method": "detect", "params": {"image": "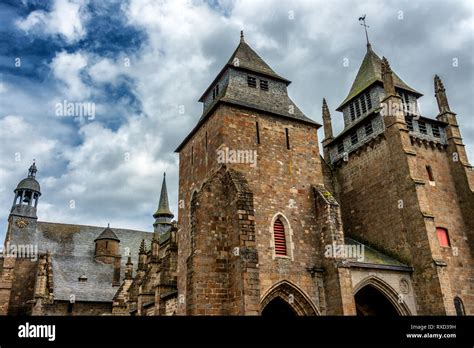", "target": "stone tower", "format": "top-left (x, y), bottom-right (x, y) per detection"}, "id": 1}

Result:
top-left (175, 32), bottom-right (355, 315)
top-left (323, 43), bottom-right (474, 315)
